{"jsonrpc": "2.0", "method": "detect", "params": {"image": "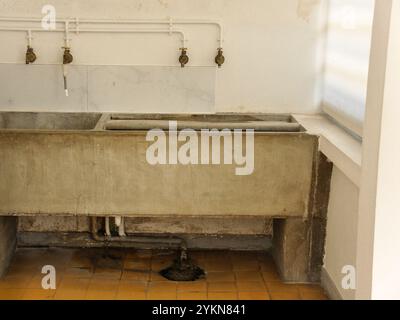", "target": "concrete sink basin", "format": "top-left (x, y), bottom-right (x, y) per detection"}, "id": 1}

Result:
top-left (0, 112), bottom-right (102, 130)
